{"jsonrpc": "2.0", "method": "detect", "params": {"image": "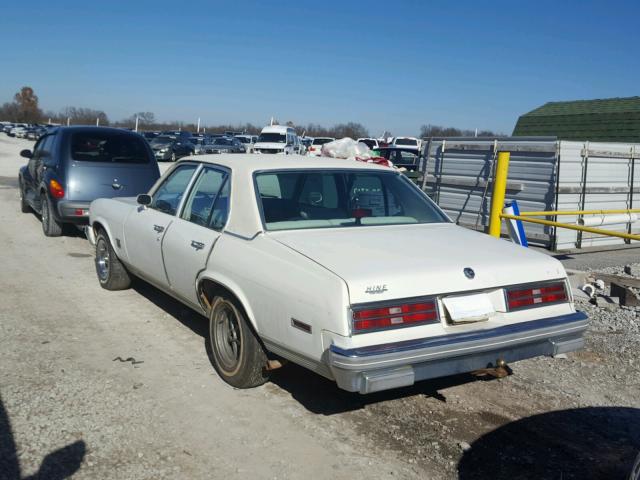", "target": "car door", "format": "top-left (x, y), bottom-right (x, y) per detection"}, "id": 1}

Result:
top-left (25, 136), bottom-right (46, 189)
top-left (124, 163), bottom-right (199, 287)
top-left (162, 166), bottom-right (230, 306)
